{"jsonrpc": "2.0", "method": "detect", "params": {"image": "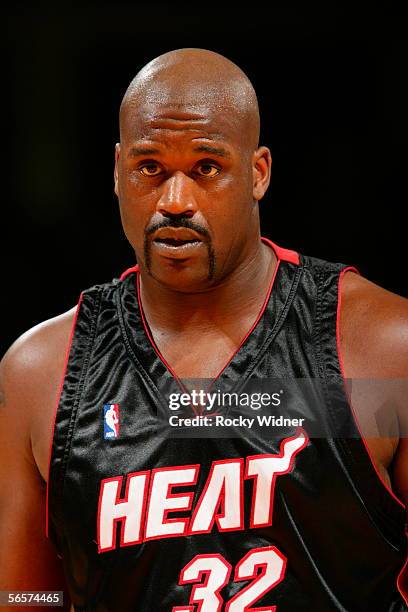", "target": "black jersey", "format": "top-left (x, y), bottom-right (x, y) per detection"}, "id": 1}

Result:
top-left (47, 238), bottom-right (408, 611)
